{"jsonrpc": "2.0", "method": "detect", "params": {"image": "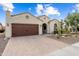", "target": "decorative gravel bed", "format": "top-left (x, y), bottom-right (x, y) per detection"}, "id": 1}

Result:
top-left (0, 33), bottom-right (9, 56)
top-left (47, 34), bottom-right (79, 44)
